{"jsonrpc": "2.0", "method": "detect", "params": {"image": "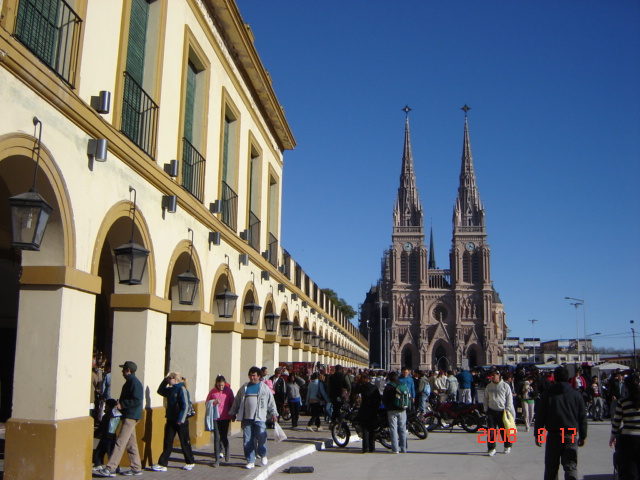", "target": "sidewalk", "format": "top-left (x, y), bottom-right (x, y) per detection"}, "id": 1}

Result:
top-left (97, 419), bottom-right (339, 480)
